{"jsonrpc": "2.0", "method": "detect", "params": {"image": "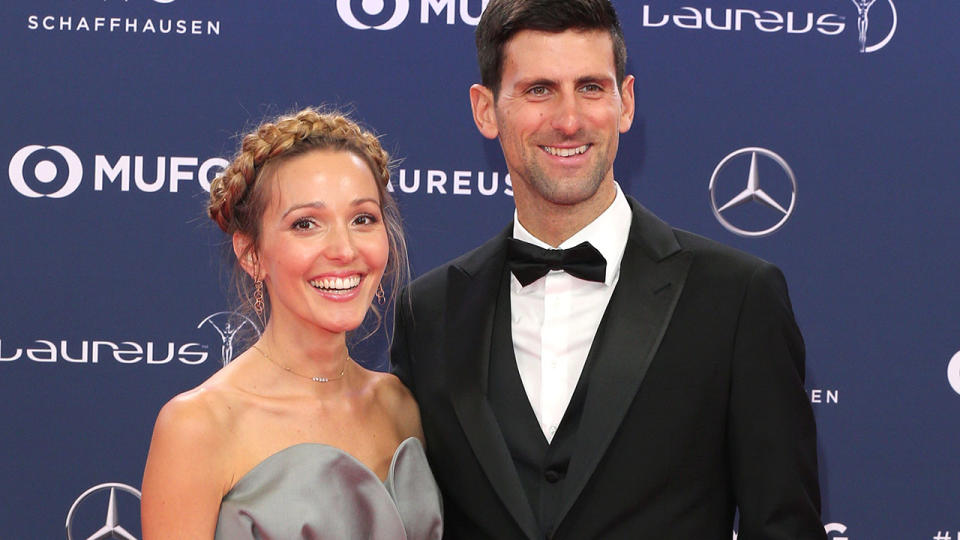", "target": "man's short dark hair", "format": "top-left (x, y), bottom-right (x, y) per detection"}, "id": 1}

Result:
top-left (475, 0), bottom-right (627, 96)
